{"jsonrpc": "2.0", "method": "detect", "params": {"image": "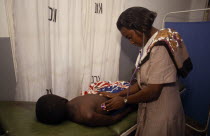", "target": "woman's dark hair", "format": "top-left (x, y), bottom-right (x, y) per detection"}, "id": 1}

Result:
top-left (36, 94), bottom-right (68, 124)
top-left (117, 7), bottom-right (157, 34)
